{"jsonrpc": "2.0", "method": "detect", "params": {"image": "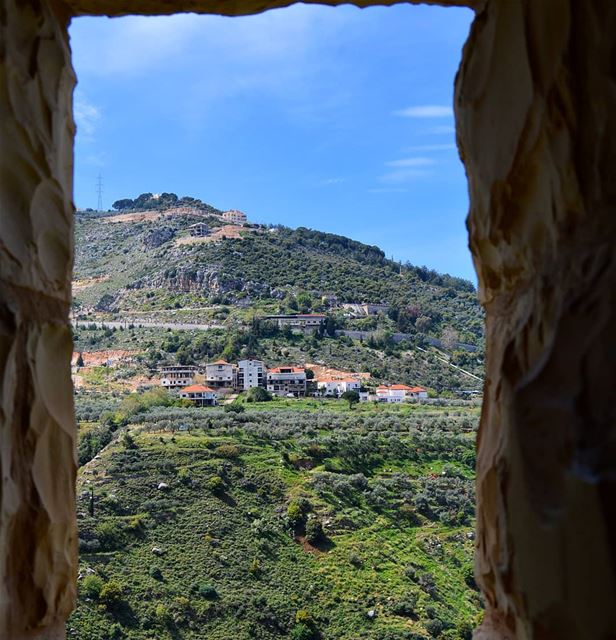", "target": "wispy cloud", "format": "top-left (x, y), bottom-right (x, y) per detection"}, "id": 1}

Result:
top-left (385, 157), bottom-right (435, 168)
top-left (379, 168), bottom-right (433, 184)
top-left (74, 93), bottom-right (101, 140)
top-left (404, 143), bottom-right (456, 152)
top-left (320, 177), bottom-right (345, 185)
top-left (393, 104), bottom-right (453, 118)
